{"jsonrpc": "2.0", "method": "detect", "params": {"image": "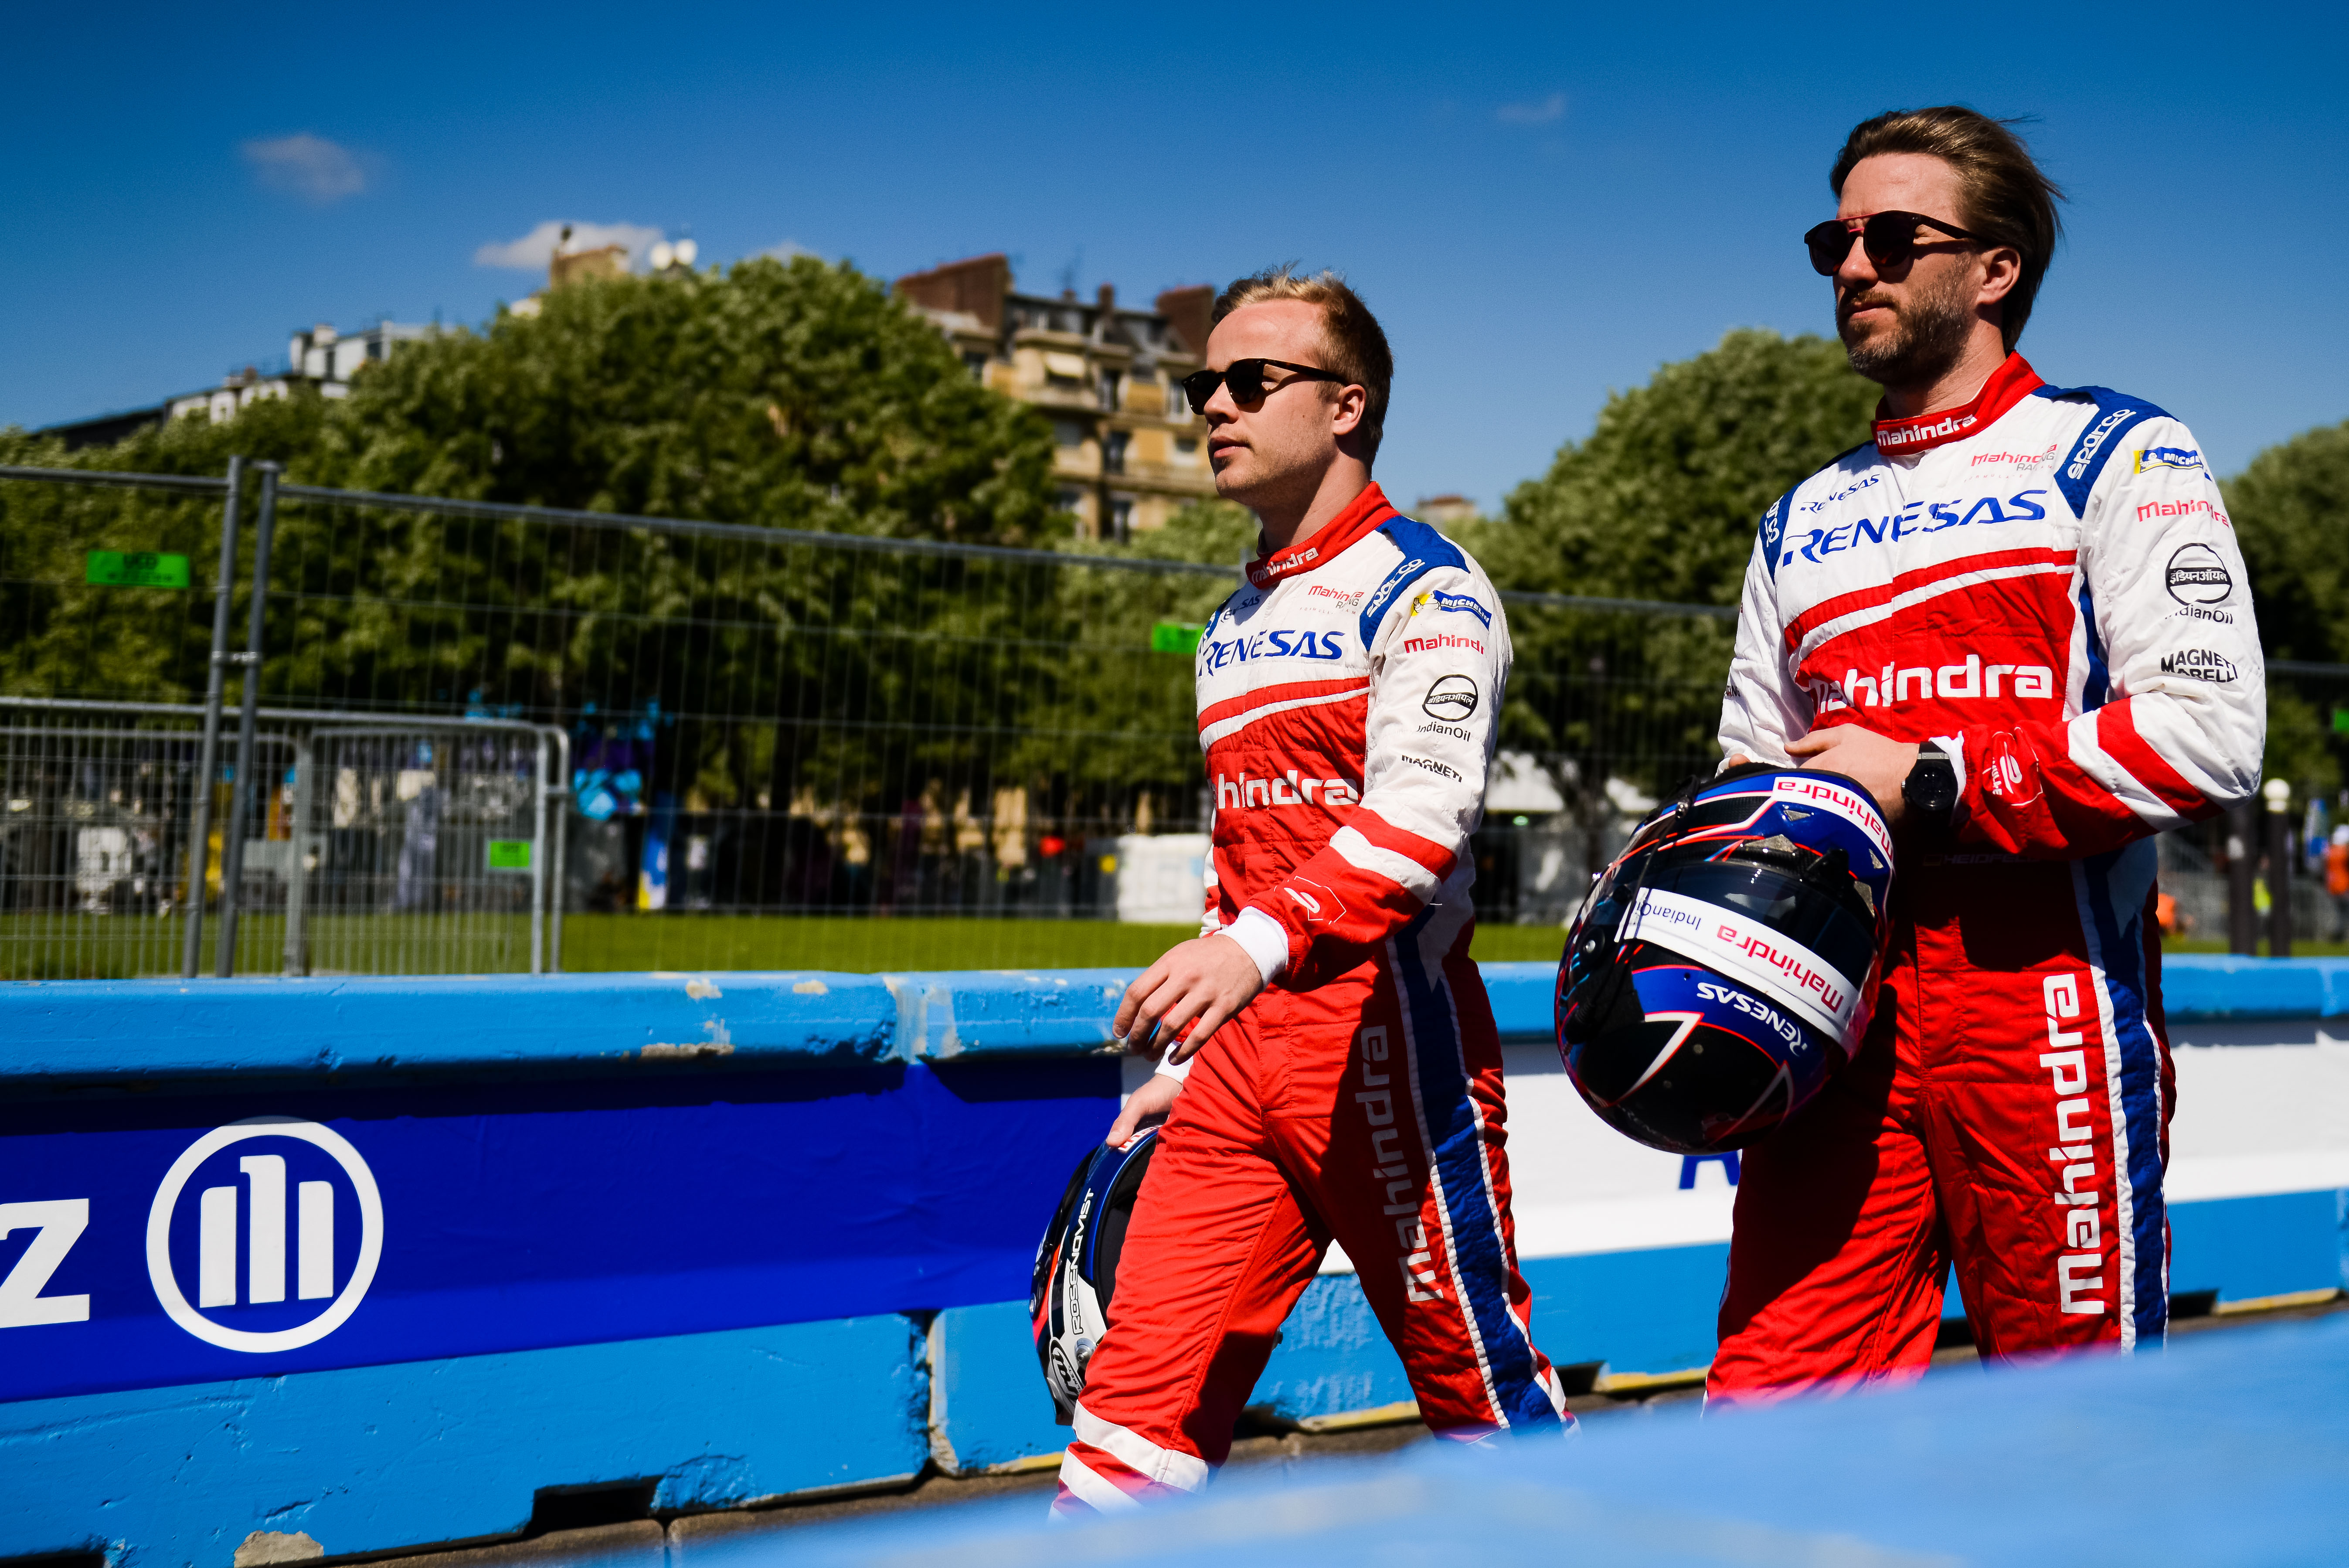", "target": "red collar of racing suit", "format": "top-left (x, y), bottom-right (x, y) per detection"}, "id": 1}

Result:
top-left (1245, 482), bottom-right (1399, 588)
top-left (1870, 354), bottom-right (2044, 455)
